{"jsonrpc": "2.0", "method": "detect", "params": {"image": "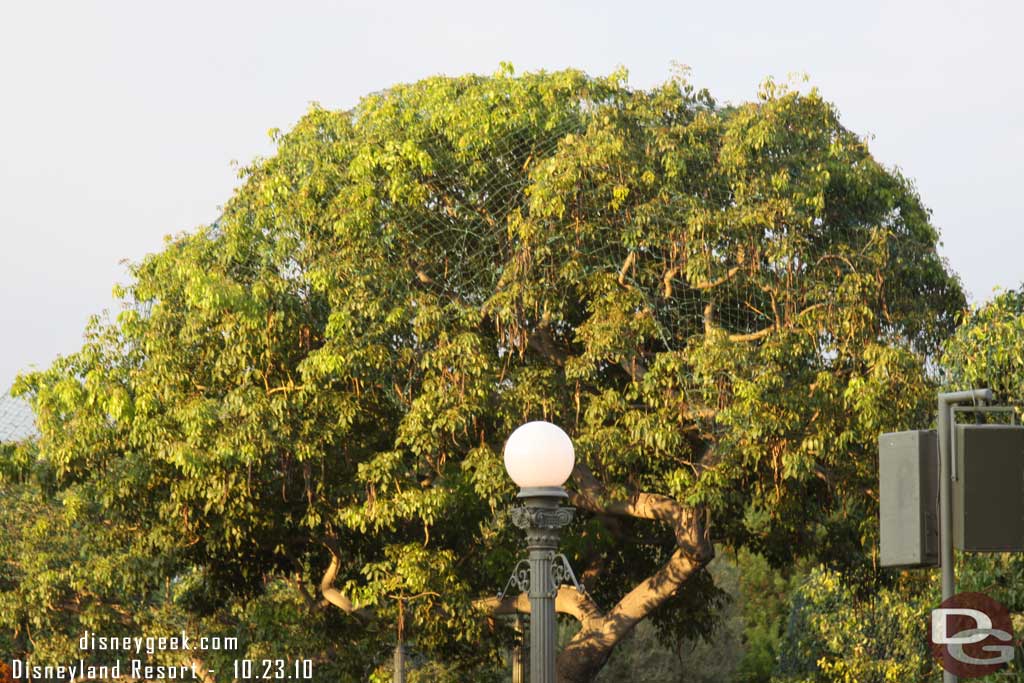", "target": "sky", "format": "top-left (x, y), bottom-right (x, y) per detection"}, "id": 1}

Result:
top-left (1, 0), bottom-right (1022, 392)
